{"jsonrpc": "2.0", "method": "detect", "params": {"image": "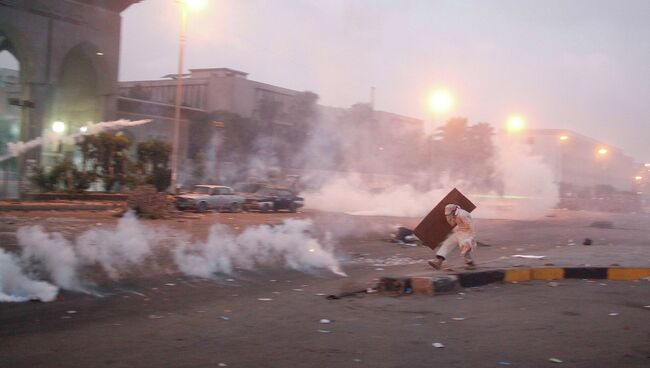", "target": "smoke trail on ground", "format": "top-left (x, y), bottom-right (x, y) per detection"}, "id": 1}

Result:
top-left (1, 214), bottom-right (345, 303)
top-left (174, 219), bottom-right (345, 277)
top-left (0, 119), bottom-right (151, 163)
top-left (0, 249), bottom-right (58, 302)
